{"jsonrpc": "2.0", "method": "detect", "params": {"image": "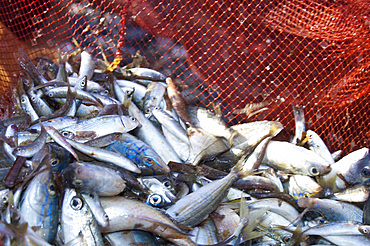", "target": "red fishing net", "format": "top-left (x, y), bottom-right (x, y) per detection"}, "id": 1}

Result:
top-left (0, 0), bottom-right (369, 153)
